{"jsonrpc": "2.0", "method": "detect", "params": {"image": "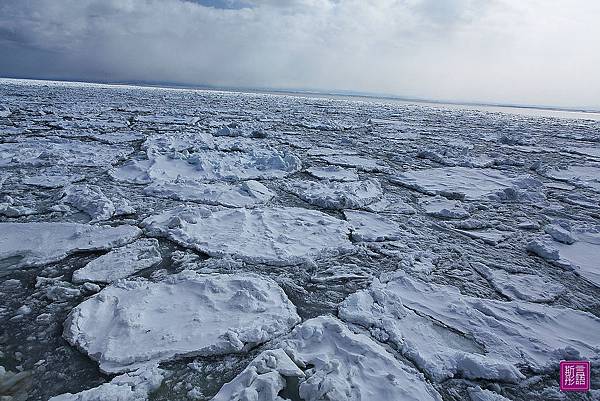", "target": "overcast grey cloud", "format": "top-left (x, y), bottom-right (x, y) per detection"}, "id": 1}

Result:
top-left (0, 0), bottom-right (598, 108)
